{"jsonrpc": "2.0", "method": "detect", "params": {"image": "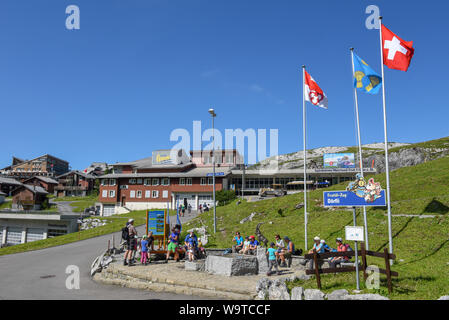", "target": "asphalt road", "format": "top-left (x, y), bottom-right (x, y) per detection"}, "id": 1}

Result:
top-left (0, 214), bottom-right (204, 300)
